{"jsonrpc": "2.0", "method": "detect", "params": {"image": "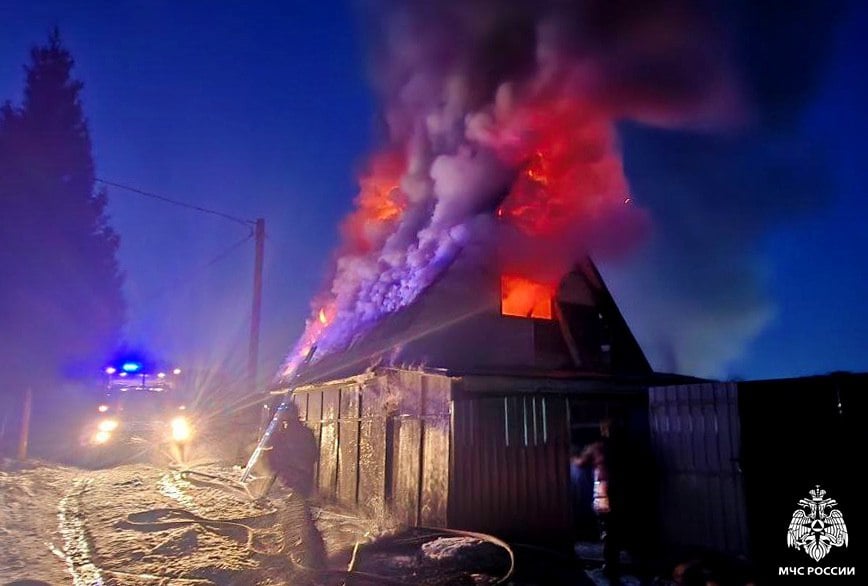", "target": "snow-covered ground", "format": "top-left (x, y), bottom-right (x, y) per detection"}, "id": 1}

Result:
top-left (0, 460), bottom-right (517, 585)
top-left (1, 460), bottom-right (75, 584)
top-left (0, 459), bottom-right (374, 585)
